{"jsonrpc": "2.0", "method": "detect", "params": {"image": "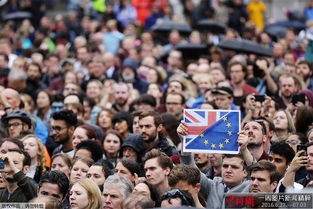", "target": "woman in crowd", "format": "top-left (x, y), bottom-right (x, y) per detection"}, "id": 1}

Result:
top-left (102, 129), bottom-right (123, 167)
top-left (96, 108), bottom-right (116, 134)
top-left (86, 79), bottom-right (103, 105)
top-left (112, 111), bottom-right (133, 140)
top-left (70, 178), bottom-right (102, 209)
top-left (115, 158), bottom-right (141, 186)
top-left (35, 90), bottom-right (52, 127)
top-left (21, 134), bottom-right (48, 183)
top-left (271, 109), bottom-right (296, 143)
top-left (50, 153), bottom-right (72, 178)
top-left (72, 124), bottom-right (97, 150)
top-left (70, 157), bottom-right (94, 183)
